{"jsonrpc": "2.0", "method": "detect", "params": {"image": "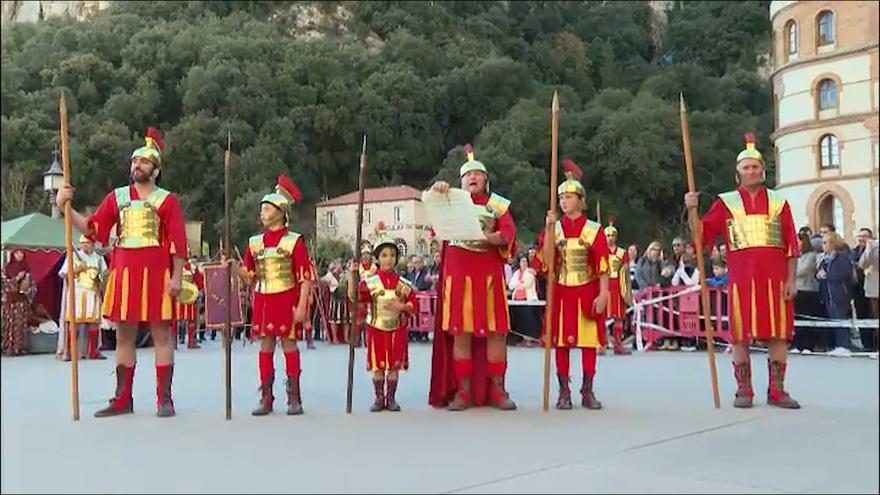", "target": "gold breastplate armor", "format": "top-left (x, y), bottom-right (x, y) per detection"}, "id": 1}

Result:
top-left (114, 186), bottom-right (169, 248)
top-left (250, 233), bottom-right (300, 294)
top-left (74, 254), bottom-right (102, 291)
top-left (720, 190), bottom-right (785, 252)
top-left (608, 251), bottom-right (622, 279)
top-left (366, 276), bottom-right (411, 331)
top-left (554, 219), bottom-right (600, 286)
top-left (119, 201), bottom-right (160, 247)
